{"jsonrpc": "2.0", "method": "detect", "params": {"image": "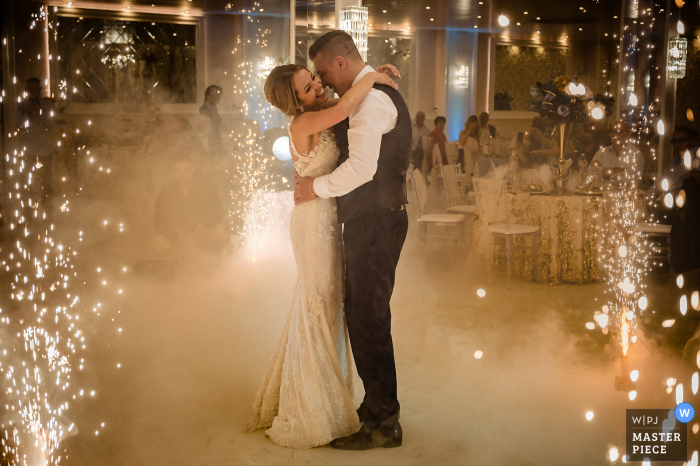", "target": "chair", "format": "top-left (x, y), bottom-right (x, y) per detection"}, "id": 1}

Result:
top-left (446, 141), bottom-right (459, 165)
top-left (633, 222), bottom-right (672, 265)
top-left (440, 164), bottom-right (477, 216)
top-left (471, 178), bottom-right (540, 288)
top-left (409, 169), bottom-right (465, 246)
